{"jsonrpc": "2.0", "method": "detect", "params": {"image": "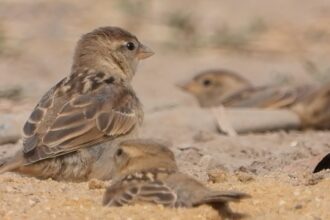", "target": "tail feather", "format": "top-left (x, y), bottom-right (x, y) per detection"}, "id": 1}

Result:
top-left (199, 191), bottom-right (251, 204)
top-left (194, 191), bottom-right (251, 219)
